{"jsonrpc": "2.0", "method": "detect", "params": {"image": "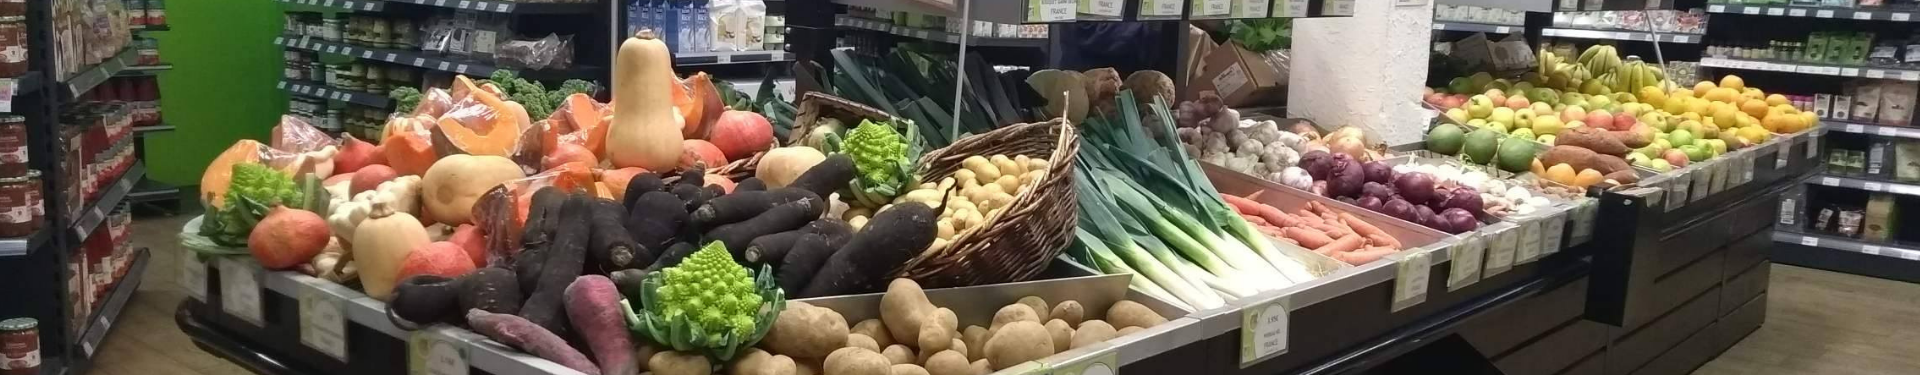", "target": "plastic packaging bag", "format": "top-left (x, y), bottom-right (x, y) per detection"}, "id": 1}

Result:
top-left (496, 34), bottom-right (574, 70)
top-left (471, 169), bottom-right (588, 266)
top-left (271, 115), bottom-right (334, 154)
top-left (414, 87), bottom-right (456, 118)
